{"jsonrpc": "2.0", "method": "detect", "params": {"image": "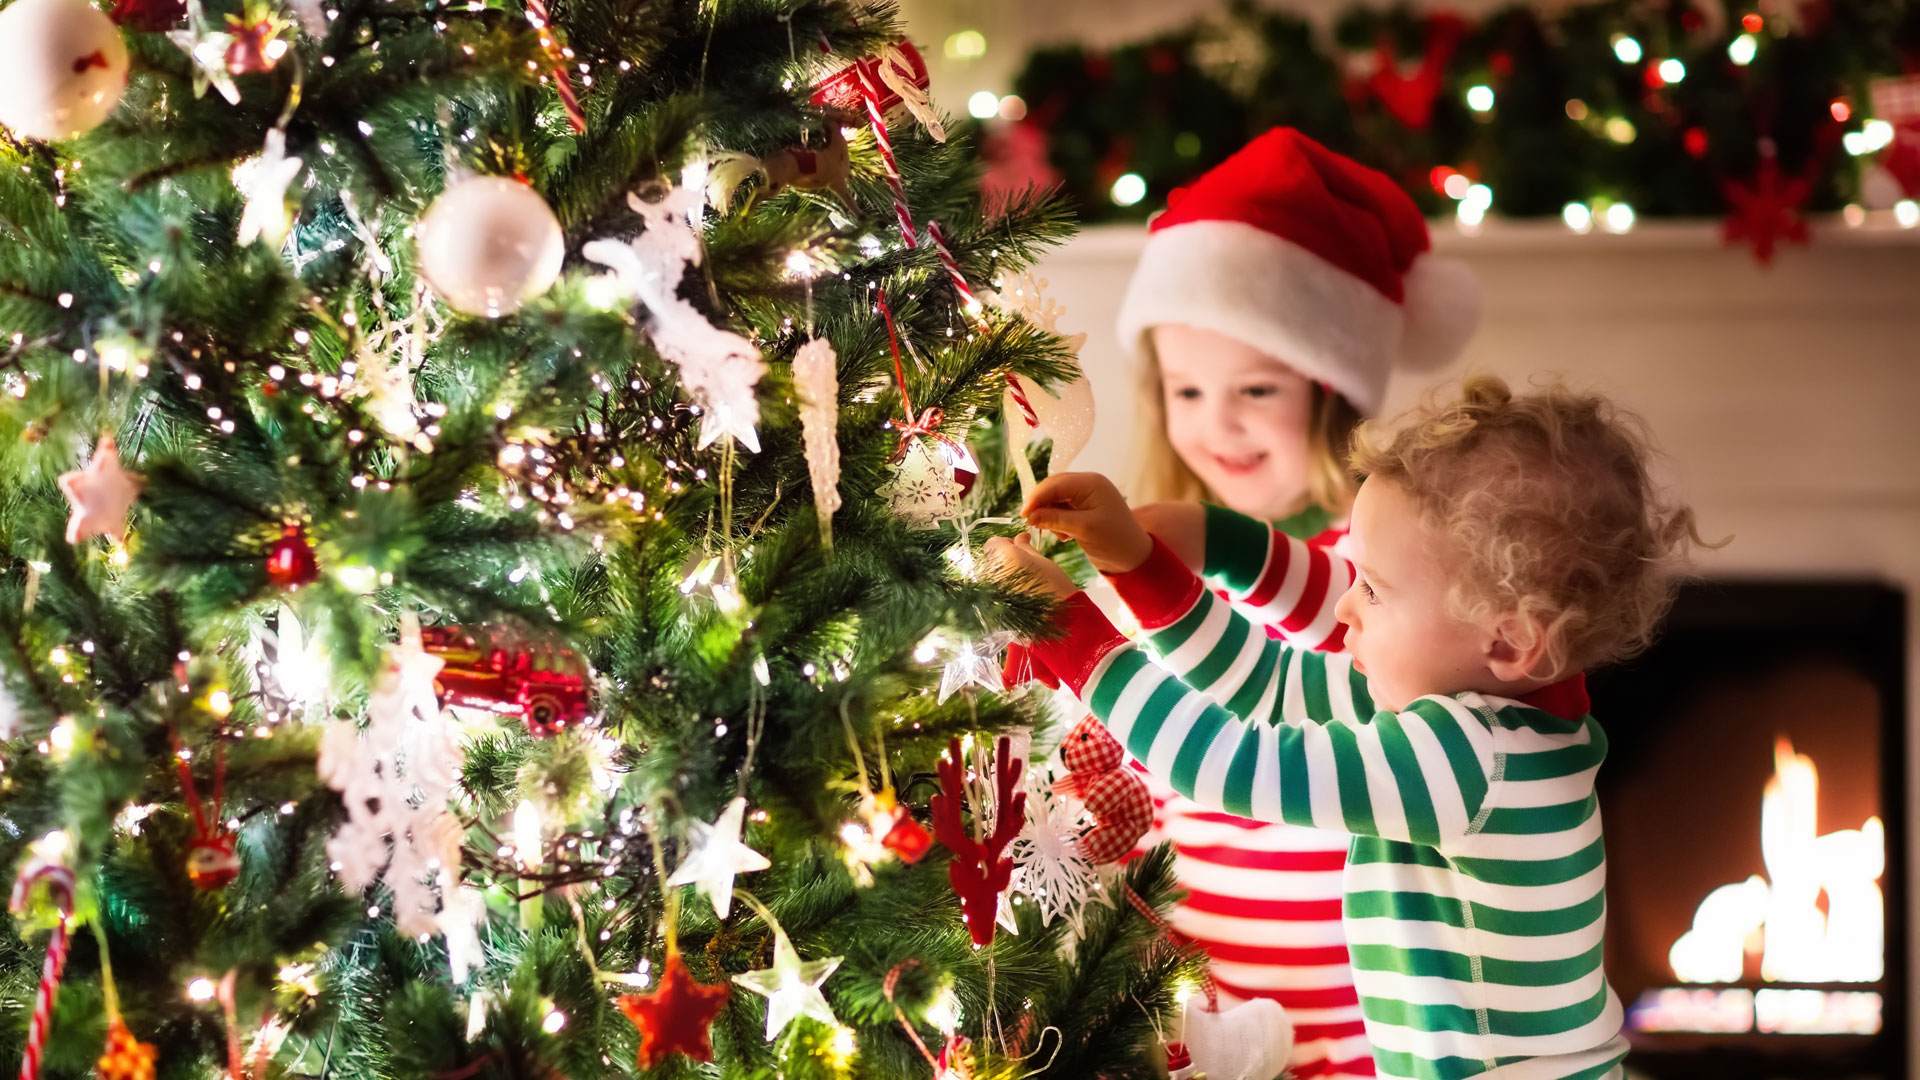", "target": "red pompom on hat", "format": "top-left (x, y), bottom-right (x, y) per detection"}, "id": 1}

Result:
top-left (1116, 128), bottom-right (1480, 417)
